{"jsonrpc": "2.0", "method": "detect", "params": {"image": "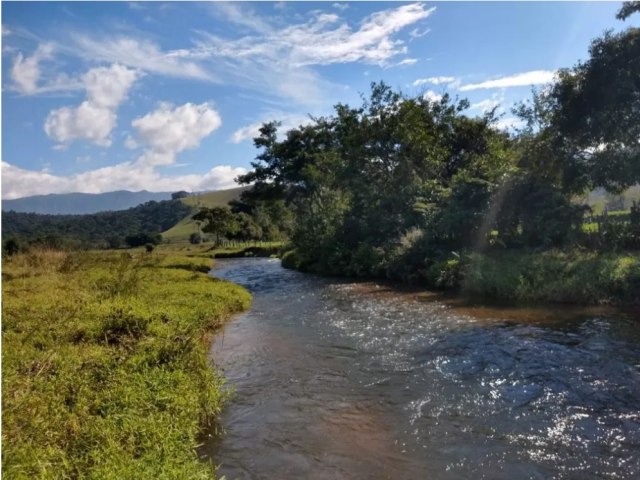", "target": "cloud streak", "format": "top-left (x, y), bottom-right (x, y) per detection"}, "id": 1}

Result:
top-left (459, 70), bottom-right (556, 91)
